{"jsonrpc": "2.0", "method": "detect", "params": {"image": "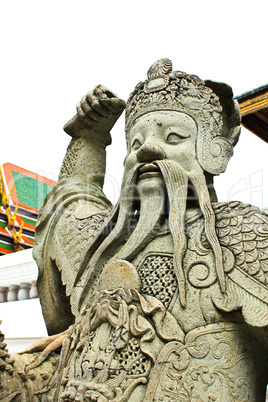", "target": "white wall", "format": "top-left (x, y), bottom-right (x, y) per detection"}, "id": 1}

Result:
top-left (0, 248), bottom-right (38, 286)
top-left (0, 249), bottom-right (48, 354)
top-left (0, 298), bottom-right (48, 354)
